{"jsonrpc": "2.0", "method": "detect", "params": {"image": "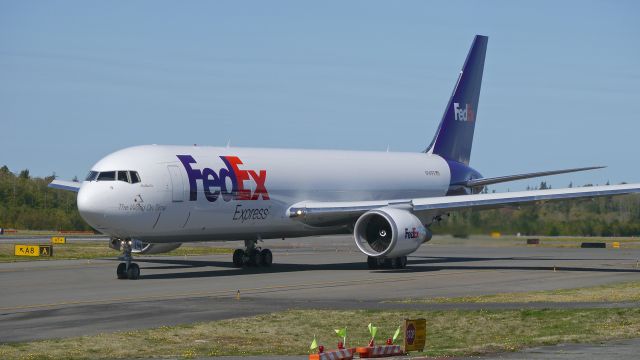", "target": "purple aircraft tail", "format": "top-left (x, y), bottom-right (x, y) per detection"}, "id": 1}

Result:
top-left (425, 35), bottom-right (488, 165)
